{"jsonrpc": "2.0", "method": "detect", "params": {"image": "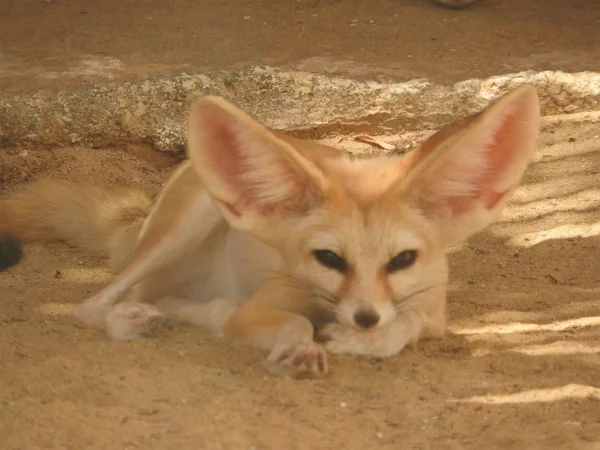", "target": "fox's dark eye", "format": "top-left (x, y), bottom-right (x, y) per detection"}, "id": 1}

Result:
top-left (313, 249), bottom-right (348, 272)
top-left (386, 250), bottom-right (418, 273)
